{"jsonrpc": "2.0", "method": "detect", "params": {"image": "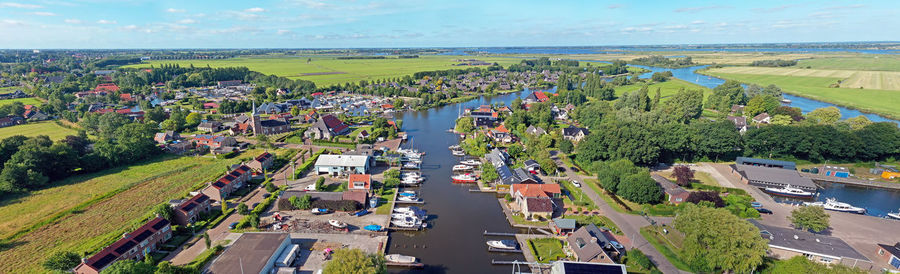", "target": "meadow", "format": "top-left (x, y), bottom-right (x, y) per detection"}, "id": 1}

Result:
top-left (0, 121), bottom-right (79, 141)
top-left (708, 66), bottom-right (900, 90)
top-left (796, 56), bottom-right (900, 72)
top-left (0, 97), bottom-right (43, 106)
top-left (0, 86), bottom-right (22, 94)
top-left (0, 150), bottom-right (260, 273)
top-left (125, 55), bottom-right (521, 86)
